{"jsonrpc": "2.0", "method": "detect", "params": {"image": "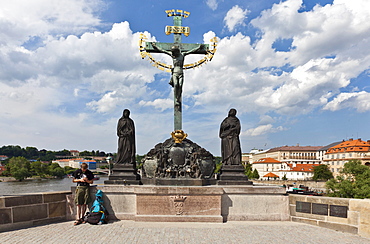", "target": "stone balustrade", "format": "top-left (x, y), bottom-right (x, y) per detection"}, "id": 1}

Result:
top-left (0, 191), bottom-right (72, 232)
top-left (289, 194), bottom-right (370, 239)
